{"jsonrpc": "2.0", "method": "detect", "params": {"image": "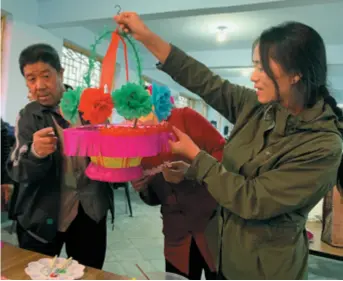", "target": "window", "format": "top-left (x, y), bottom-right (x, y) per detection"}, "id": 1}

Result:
top-left (1, 15), bottom-right (7, 69)
top-left (175, 95), bottom-right (190, 108)
top-left (61, 42), bottom-right (102, 89)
